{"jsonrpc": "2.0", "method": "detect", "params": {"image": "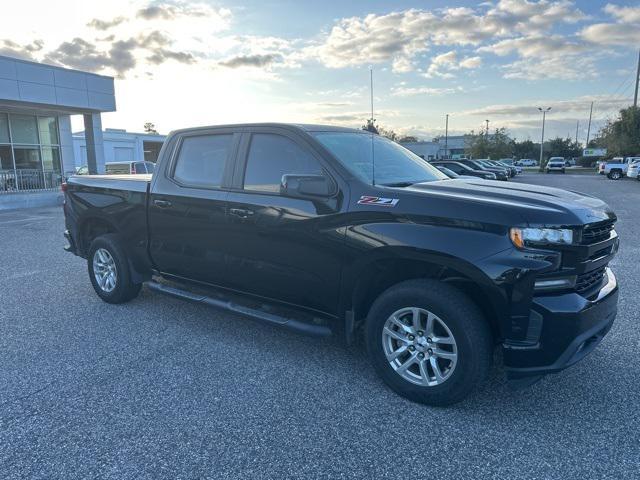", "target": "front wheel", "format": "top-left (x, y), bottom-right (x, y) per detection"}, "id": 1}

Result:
top-left (608, 170), bottom-right (622, 180)
top-left (365, 279), bottom-right (492, 406)
top-left (88, 234), bottom-right (141, 304)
